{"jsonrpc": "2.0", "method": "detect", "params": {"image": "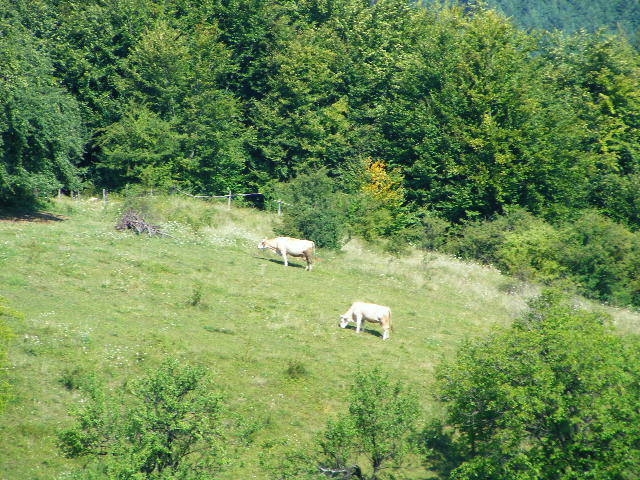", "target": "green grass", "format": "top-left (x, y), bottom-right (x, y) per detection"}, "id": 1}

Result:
top-left (0, 196), bottom-right (637, 479)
